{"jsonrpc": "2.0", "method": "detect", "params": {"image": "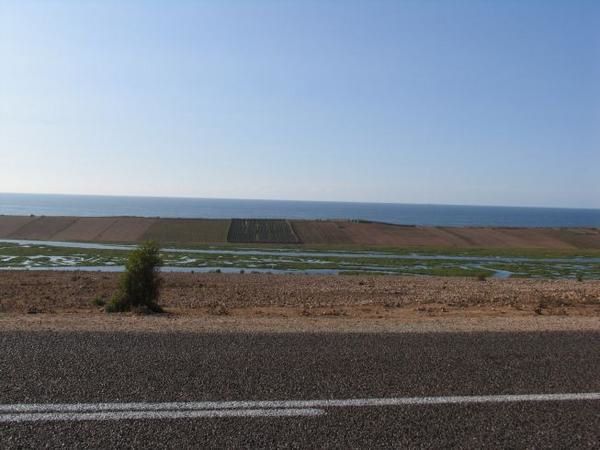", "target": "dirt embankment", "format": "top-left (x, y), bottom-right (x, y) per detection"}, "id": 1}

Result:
top-left (1, 271), bottom-right (599, 332)
top-left (1, 215), bottom-right (599, 249)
